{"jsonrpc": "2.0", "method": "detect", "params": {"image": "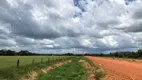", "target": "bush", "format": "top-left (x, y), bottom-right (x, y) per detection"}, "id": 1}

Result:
top-left (94, 72), bottom-right (105, 80)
